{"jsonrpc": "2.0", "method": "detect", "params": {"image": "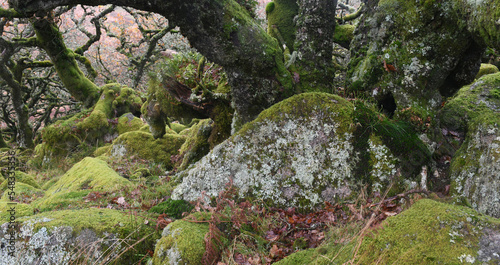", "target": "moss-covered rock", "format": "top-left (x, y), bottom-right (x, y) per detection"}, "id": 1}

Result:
top-left (148, 199), bottom-right (194, 219)
top-left (170, 122), bottom-right (188, 134)
top-left (38, 83), bottom-right (143, 160)
top-left (151, 219), bottom-right (210, 265)
top-left (347, 0), bottom-right (482, 114)
top-left (475, 63), bottom-right (499, 80)
top-left (276, 199), bottom-right (500, 264)
top-left (117, 112), bottom-right (145, 135)
top-left (108, 131), bottom-right (186, 169)
top-left (333, 23), bottom-right (355, 49)
top-left (175, 119), bottom-right (213, 171)
top-left (172, 93), bottom-right (430, 210)
top-left (441, 73), bottom-right (500, 218)
top-left (0, 208), bottom-right (157, 264)
top-left (32, 157), bottom-right (131, 212)
top-left (93, 144), bottom-right (111, 157)
top-left (0, 171), bottom-right (40, 190)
